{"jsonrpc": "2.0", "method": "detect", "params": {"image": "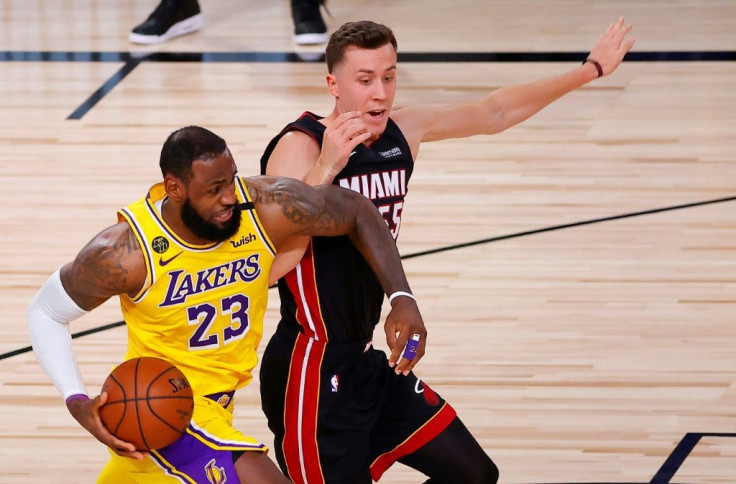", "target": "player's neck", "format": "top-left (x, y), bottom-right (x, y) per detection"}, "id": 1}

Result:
top-left (322, 107), bottom-right (340, 125)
